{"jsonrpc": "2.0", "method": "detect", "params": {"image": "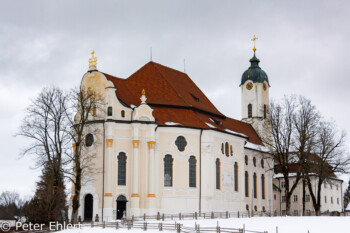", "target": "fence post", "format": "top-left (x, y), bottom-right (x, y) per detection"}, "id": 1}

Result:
top-left (211, 211), bottom-right (214, 219)
top-left (177, 223), bottom-right (181, 233)
top-left (179, 212), bottom-right (181, 220)
top-left (195, 212), bottom-right (198, 220)
top-left (157, 212), bottom-right (160, 221)
top-left (144, 213), bottom-right (146, 221)
top-left (198, 223), bottom-right (200, 233)
top-left (128, 221), bottom-right (131, 230)
top-left (238, 211), bottom-right (240, 218)
top-left (226, 211), bottom-right (228, 219)
top-left (162, 213), bottom-right (165, 221)
top-left (143, 222), bottom-right (147, 231)
top-left (159, 222), bottom-right (163, 231)
top-left (116, 222), bottom-right (119, 229)
top-left (103, 221), bottom-right (105, 229)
